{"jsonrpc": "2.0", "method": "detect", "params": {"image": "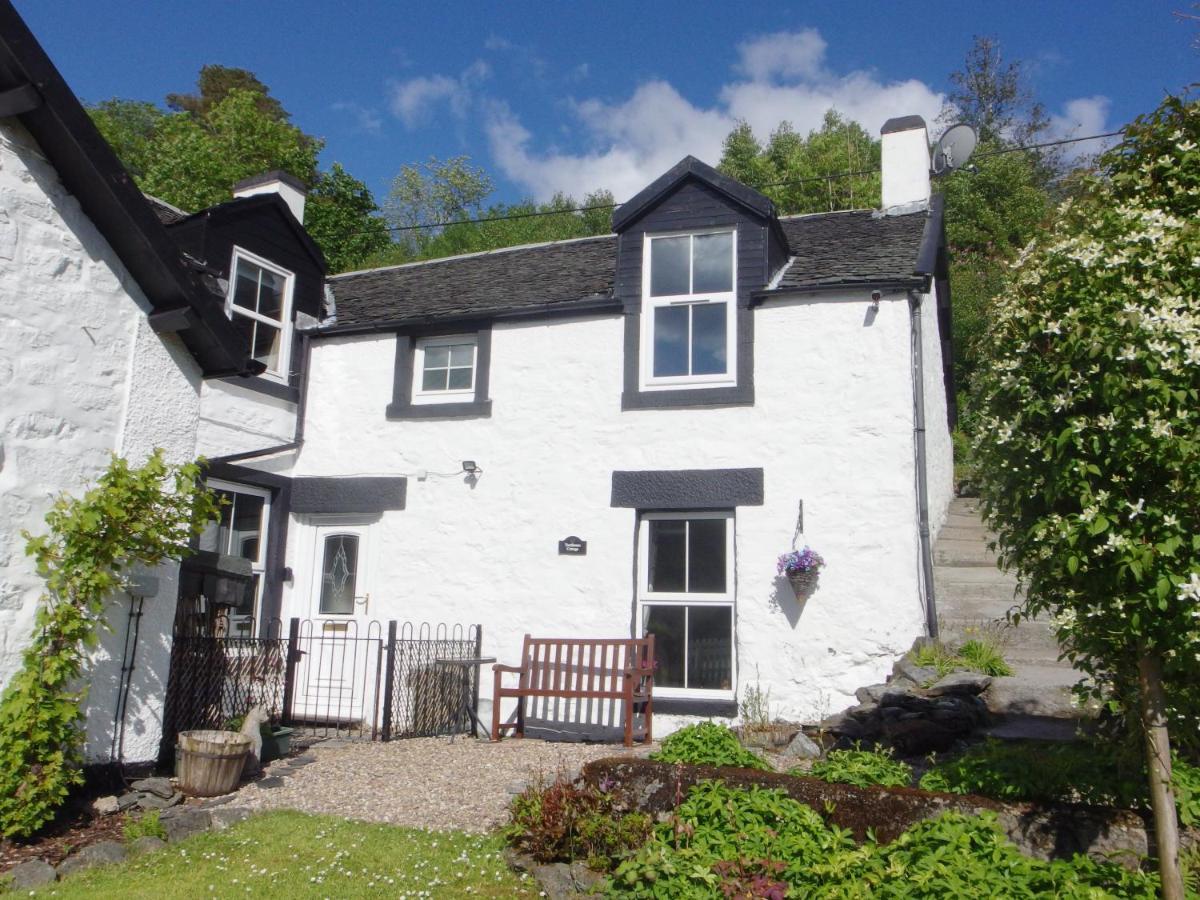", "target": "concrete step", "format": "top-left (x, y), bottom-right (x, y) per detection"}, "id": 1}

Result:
top-left (949, 497), bottom-right (983, 517)
top-left (944, 513), bottom-right (988, 530)
top-left (934, 565), bottom-right (1018, 586)
top-left (934, 540), bottom-right (1000, 567)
